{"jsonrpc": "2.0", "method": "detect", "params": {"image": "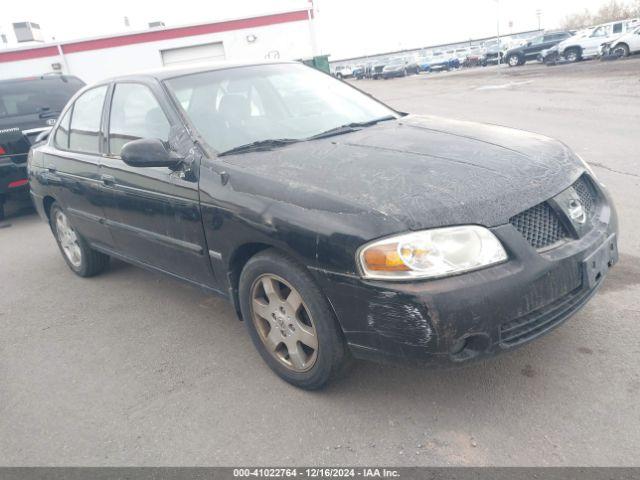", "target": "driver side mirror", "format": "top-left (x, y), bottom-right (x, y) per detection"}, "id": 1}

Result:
top-left (121, 138), bottom-right (183, 169)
